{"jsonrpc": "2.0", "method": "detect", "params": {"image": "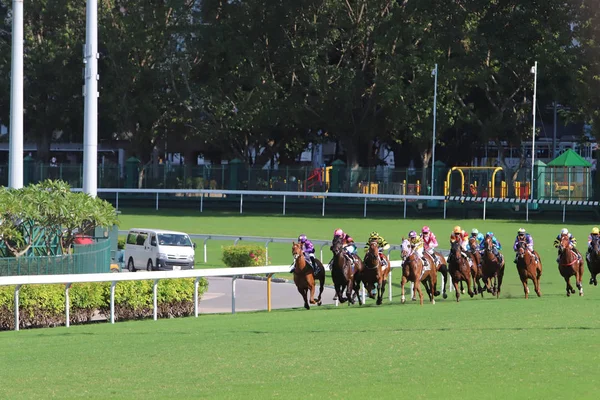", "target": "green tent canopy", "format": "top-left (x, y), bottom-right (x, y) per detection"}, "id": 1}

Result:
top-left (546, 148), bottom-right (592, 167)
